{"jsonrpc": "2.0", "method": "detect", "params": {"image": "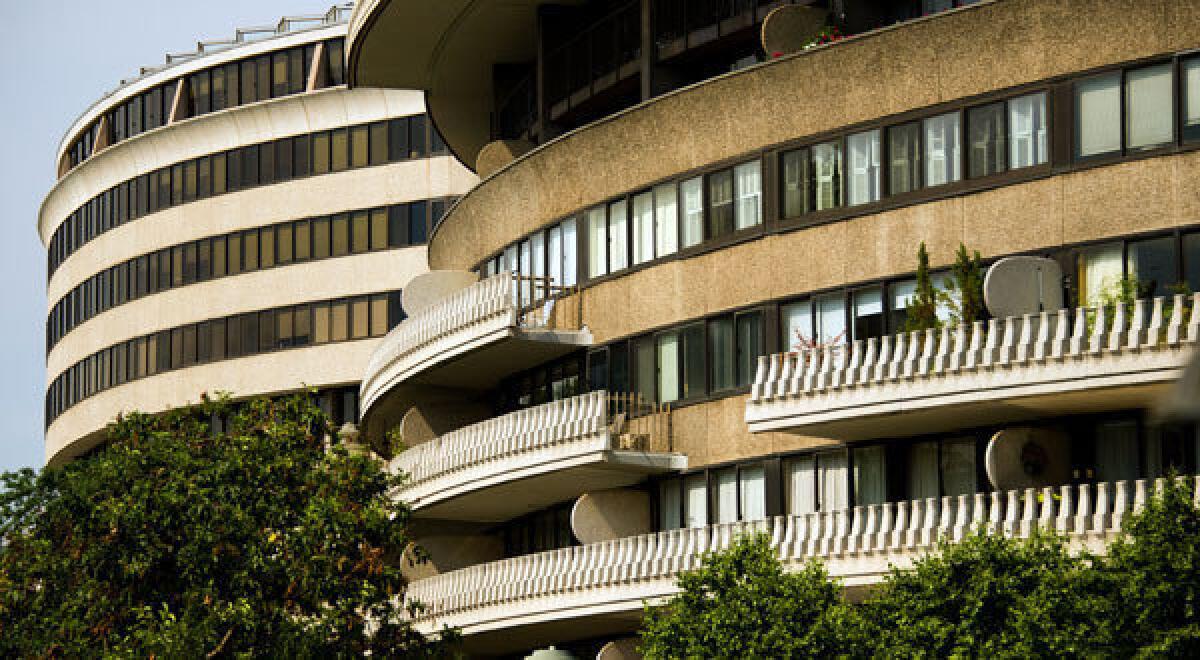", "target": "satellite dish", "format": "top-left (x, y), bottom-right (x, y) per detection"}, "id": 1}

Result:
top-left (761, 5), bottom-right (829, 57)
top-left (597, 639), bottom-right (642, 660)
top-left (983, 256), bottom-right (1064, 319)
top-left (570, 489), bottom-right (651, 545)
top-left (985, 427), bottom-right (1072, 491)
top-left (476, 138), bottom-right (534, 178)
